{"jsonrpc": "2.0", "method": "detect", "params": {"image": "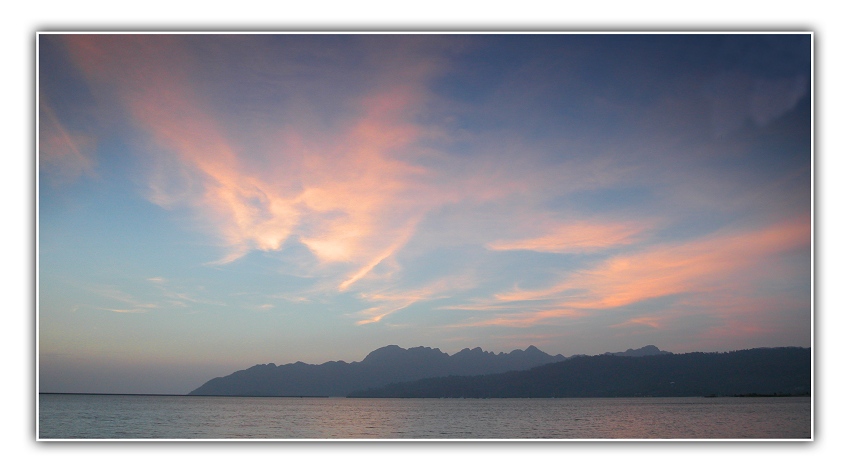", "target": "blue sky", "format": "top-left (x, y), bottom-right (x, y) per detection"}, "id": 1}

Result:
top-left (38, 33), bottom-right (811, 394)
